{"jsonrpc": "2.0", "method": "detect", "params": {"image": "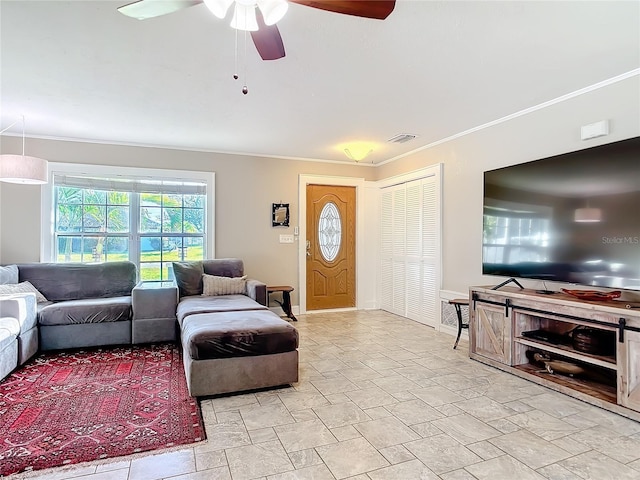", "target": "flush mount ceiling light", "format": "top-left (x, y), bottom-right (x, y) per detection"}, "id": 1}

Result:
top-left (204, 0), bottom-right (289, 31)
top-left (344, 147), bottom-right (373, 162)
top-left (0, 116), bottom-right (48, 185)
top-left (342, 142), bottom-right (376, 163)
